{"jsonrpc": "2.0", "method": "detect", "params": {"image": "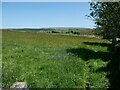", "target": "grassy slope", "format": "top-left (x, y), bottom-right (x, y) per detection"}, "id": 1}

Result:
top-left (2, 30), bottom-right (111, 88)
